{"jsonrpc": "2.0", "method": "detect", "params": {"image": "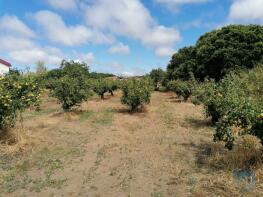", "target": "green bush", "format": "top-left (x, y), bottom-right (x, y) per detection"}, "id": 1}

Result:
top-left (106, 79), bottom-right (118, 96)
top-left (51, 76), bottom-right (92, 111)
top-left (167, 80), bottom-right (193, 101)
top-left (0, 73), bottom-right (41, 131)
top-left (149, 68), bottom-right (166, 90)
top-left (121, 79), bottom-right (152, 112)
top-left (43, 60), bottom-right (89, 89)
top-left (92, 78), bottom-right (118, 99)
top-left (92, 79), bottom-right (110, 99)
top-left (251, 118), bottom-right (263, 143)
top-left (192, 79), bottom-right (222, 123)
top-left (193, 67), bottom-right (263, 149)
